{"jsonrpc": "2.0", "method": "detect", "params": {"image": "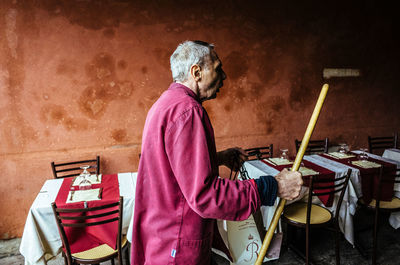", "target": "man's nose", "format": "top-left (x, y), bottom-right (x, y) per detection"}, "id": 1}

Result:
top-left (222, 70), bottom-right (226, 80)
